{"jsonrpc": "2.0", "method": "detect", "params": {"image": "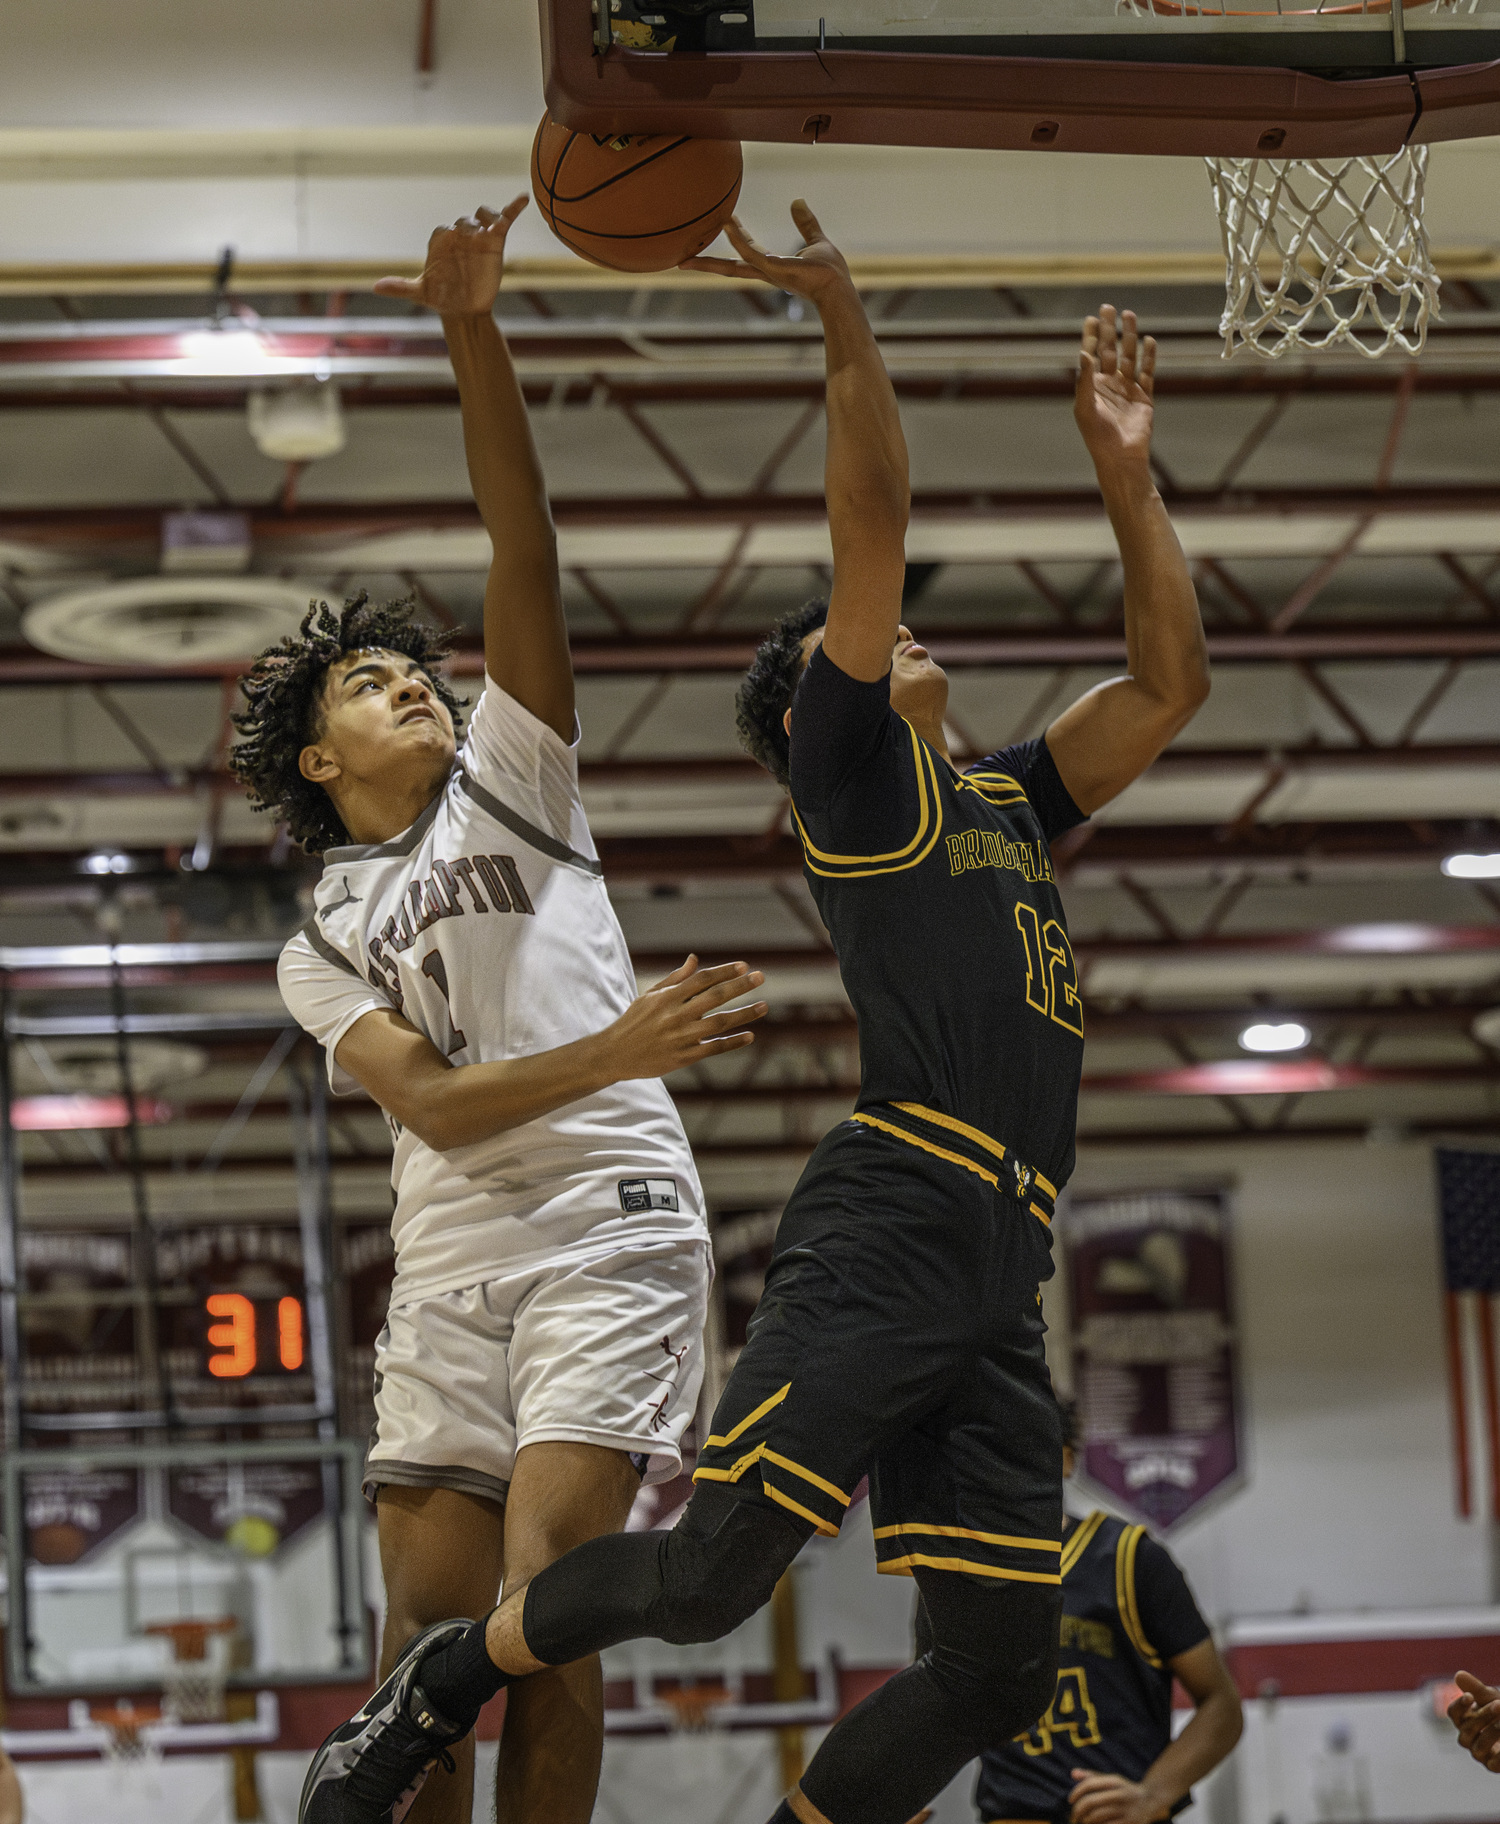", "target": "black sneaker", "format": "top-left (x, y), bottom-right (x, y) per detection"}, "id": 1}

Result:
top-left (298, 1618), bottom-right (475, 1823)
